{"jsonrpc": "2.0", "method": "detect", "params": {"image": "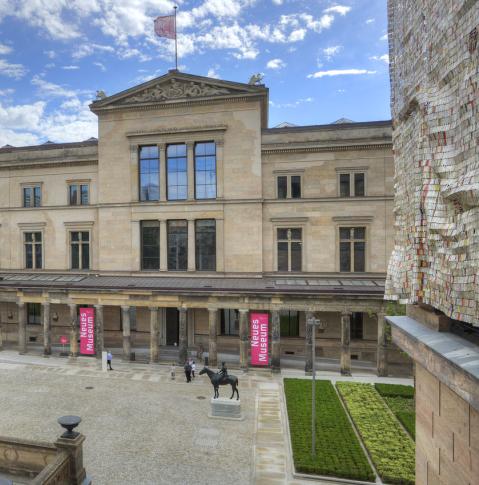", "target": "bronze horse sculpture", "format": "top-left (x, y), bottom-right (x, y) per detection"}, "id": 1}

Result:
top-left (199, 367), bottom-right (240, 400)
